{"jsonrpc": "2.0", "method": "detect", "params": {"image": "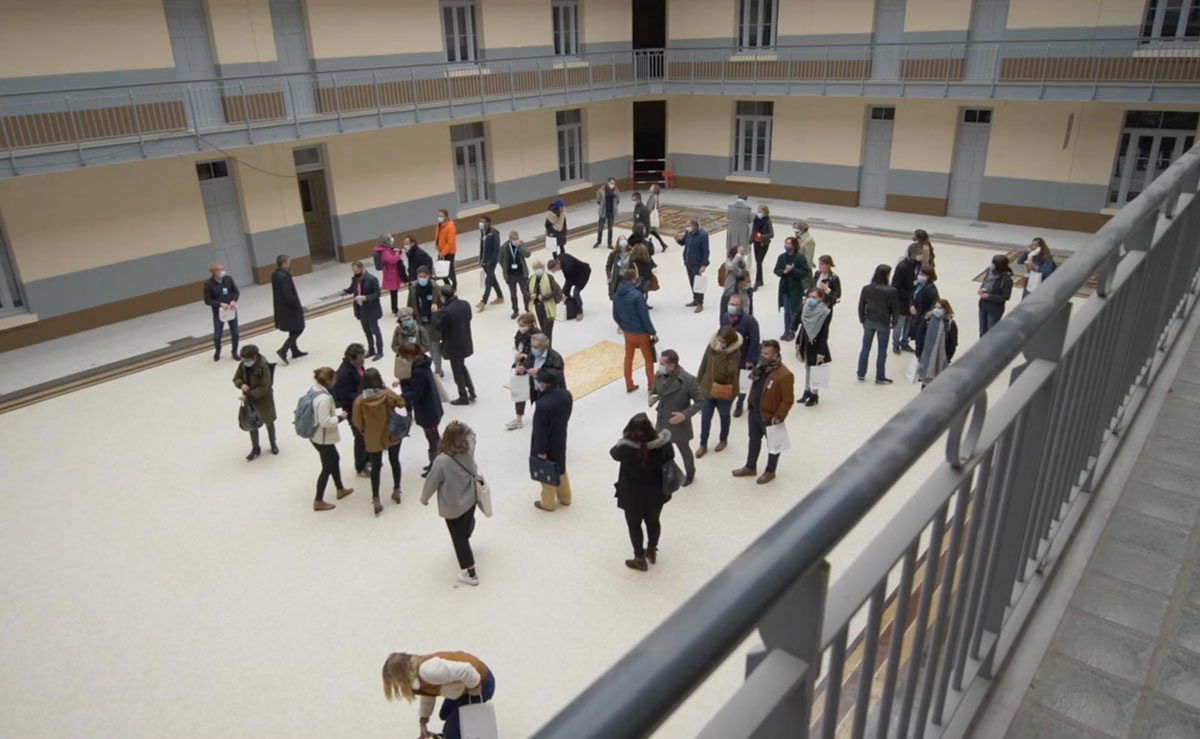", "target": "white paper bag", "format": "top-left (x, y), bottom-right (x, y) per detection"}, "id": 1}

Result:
top-left (739, 368), bottom-right (751, 393)
top-left (218, 306), bottom-right (237, 322)
top-left (649, 208), bottom-right (661, 229)
top-left (510, 373), bottom-right (530, 402)
top-left (459, 700), bottom-right (499, 739)
top-left (479, 269), bottom-right (487, 289)
top-left (1025, 271), bottom-right (1042, 293)
top-left (692, 273), bottom-right (708, 294)
top-left (809, 363), bottom-right (832, 389)
top-left (434, 259), bottom-right (451, 279)
top-left (765, 422), bottom-right (791, 454)
top-left (905, 356), bottom-right (921, 384)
